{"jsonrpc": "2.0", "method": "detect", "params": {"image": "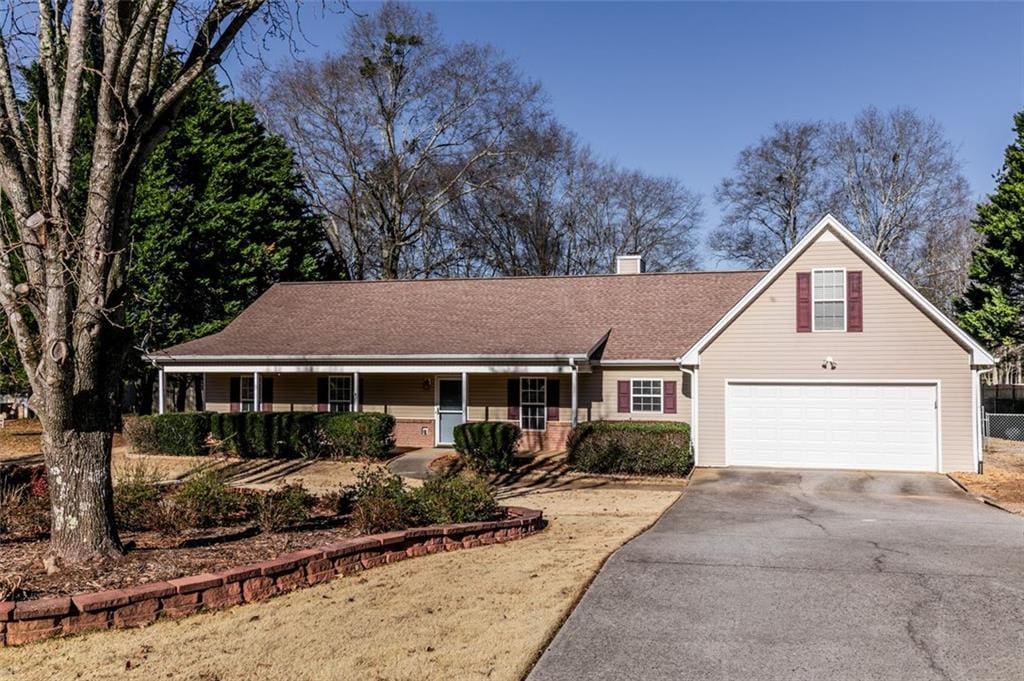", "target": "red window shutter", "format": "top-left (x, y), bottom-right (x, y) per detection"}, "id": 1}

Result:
top-left (796, 272), bottom-right (812, 332)
top-left (316, 377), bottom-right (329, 412)
top-left (546, 379), bottom-right (560, 422)
top-left (261, 377), bottom-right (274, 412)
top-left (506, 379), bottom-right (520, 420)
top-left (847, 270), bottom-right (863, 332)
top-left (229, 377), bottom-right (240, 413)
top-left (617, 381), bottom-right (630, 413)
top-left (663, 381), bottom-right (677, 414)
